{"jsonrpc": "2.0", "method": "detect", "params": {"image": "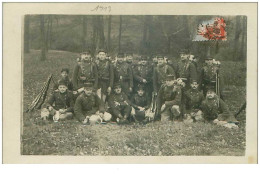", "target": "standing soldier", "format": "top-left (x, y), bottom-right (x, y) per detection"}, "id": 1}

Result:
top-left (157, 75), bottom-right (182, 122)
top-left (74, 82), bottom-right (112, 124)
top-left (95, 49), bottom-right (114, 102)
top-left (200, 57), bottom-right (224, 99)
top-left (133, 55), bottom-right (153, 98)
top-left (114, 53), bottom-right (133, 98)
top-left (183, 80), bottom-right (204, 122)
top-left (125, 52), bottom-right (134, 67)
top-left (72, 51), bottom-right (98, 96)
top-left (153, 55), bottom-right (176, 94)
top-left (176, 50), bottom-right (197, 89)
